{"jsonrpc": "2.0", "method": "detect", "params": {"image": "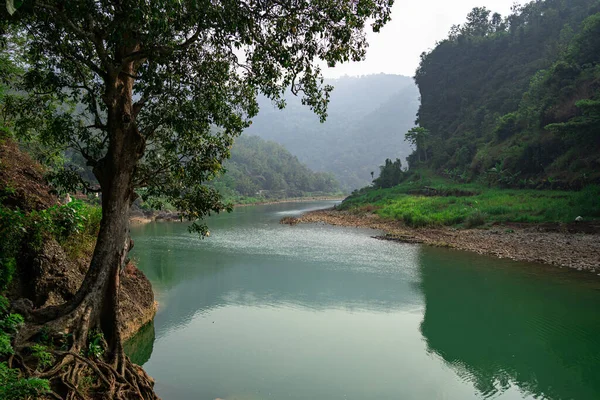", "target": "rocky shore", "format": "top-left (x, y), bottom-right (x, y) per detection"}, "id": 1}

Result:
top-left (297, 209), bottom-right (600, 273)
